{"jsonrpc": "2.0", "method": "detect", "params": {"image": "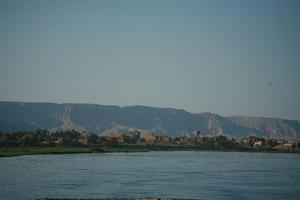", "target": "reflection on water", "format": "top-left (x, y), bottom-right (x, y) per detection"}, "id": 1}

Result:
top-left (0, 151), bottom-right (300, 200)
